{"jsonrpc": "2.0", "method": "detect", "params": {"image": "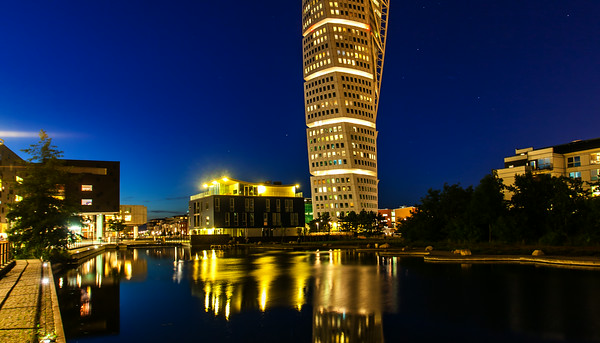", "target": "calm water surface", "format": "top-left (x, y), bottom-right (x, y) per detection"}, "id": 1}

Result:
top-left (55, 248), bottom-right (600, 343)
